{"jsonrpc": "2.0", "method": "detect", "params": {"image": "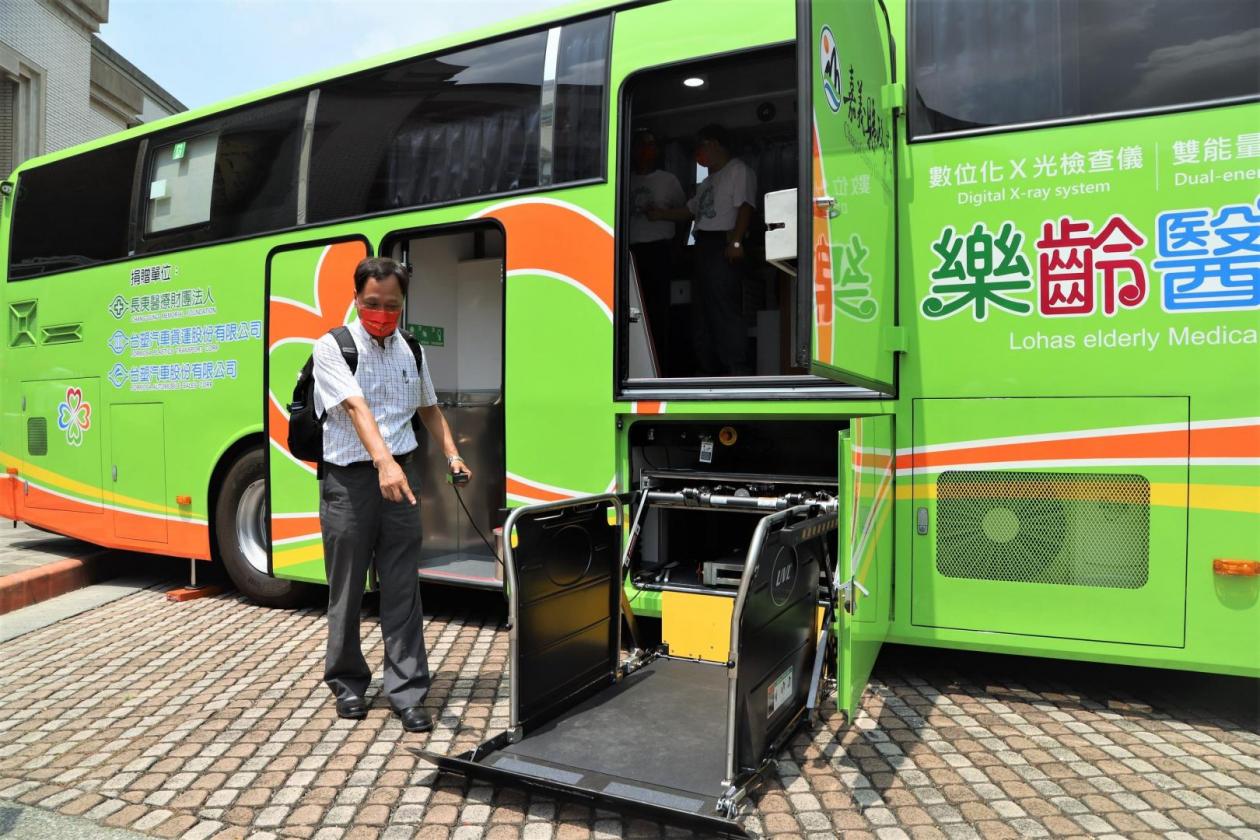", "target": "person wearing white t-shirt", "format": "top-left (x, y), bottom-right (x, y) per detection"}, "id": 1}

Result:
top-left (649, 124), bottom-right (756, 376)
top-left (628, 130), bottom-right (685, 370)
